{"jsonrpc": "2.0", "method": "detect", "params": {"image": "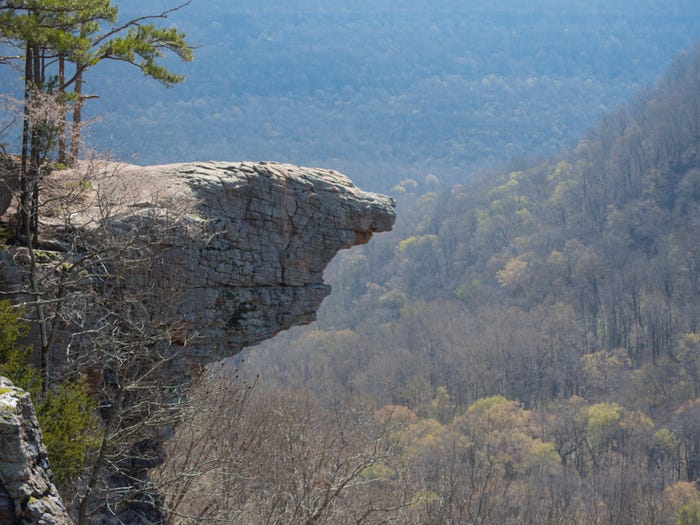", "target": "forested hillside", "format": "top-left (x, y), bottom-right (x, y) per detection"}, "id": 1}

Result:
top-left (230, 40), bottom-right (700, 523)
top-left (4, 0), bottom-right (698, 191)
